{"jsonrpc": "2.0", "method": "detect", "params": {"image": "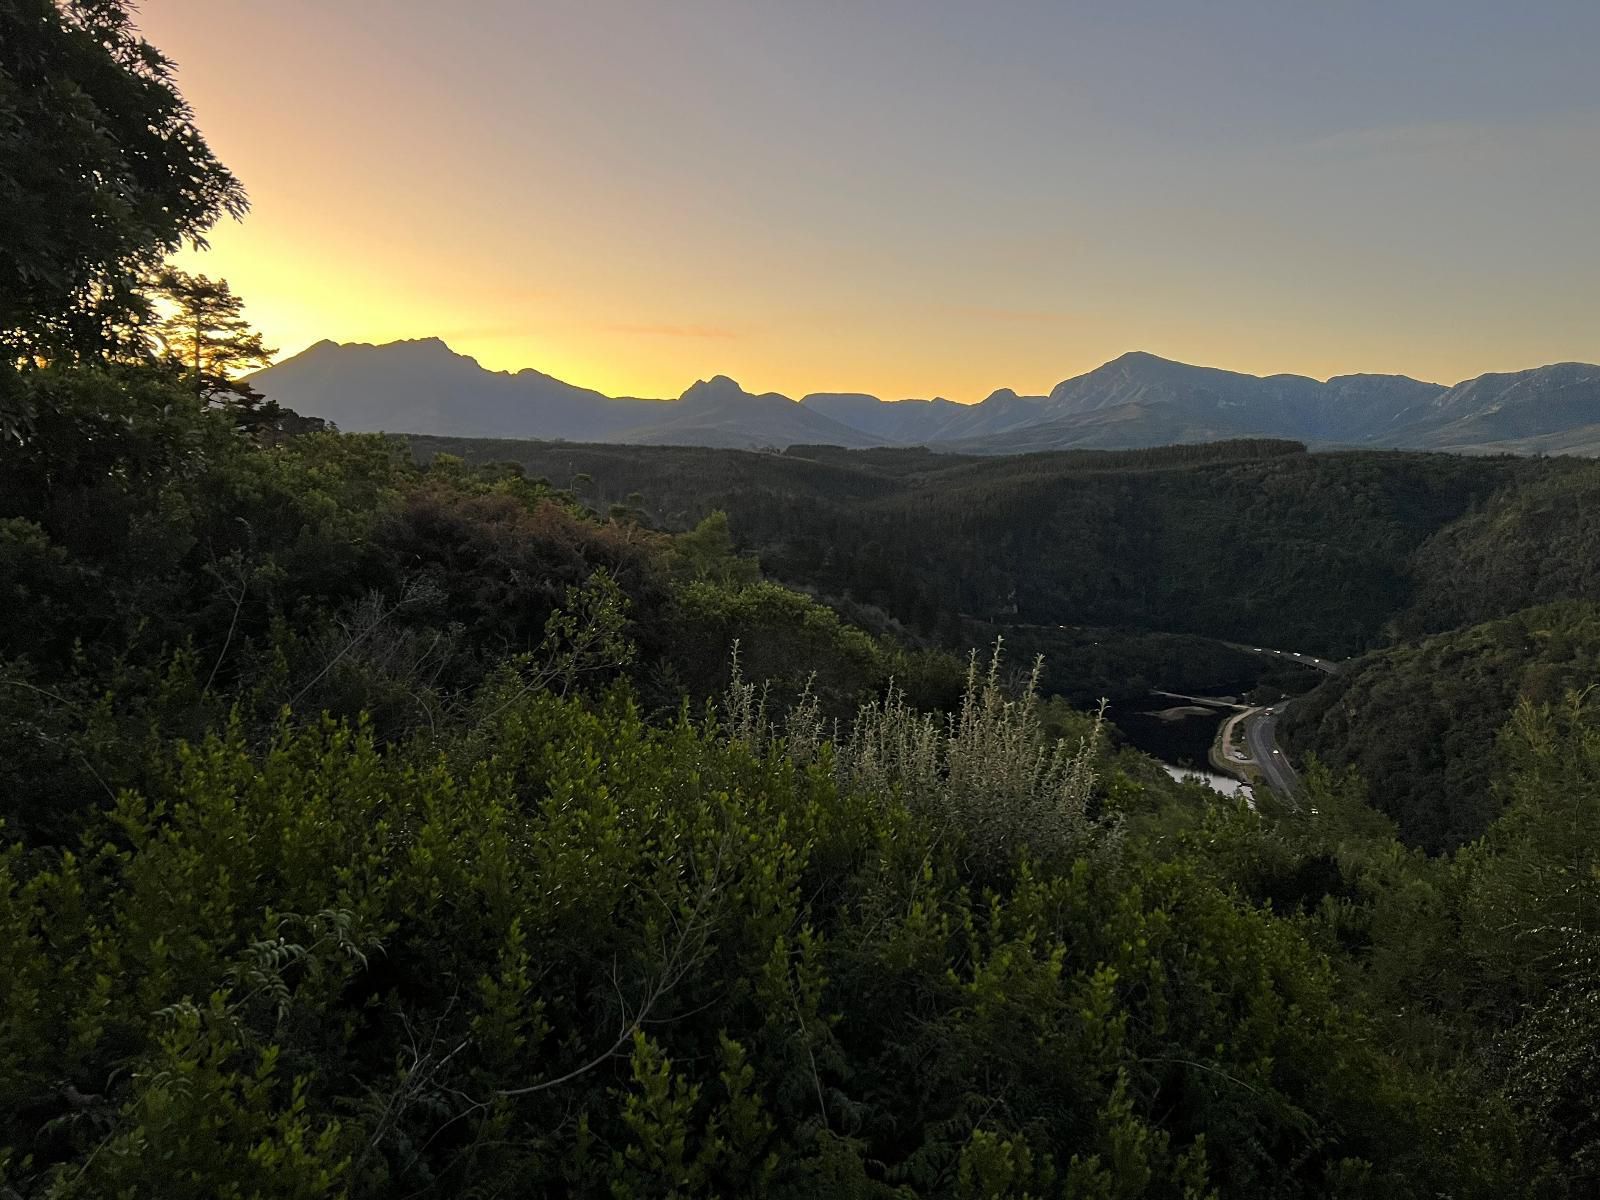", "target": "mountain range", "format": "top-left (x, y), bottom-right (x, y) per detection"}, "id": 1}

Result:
top-left (250, 338), bottom-right (1600, 456)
